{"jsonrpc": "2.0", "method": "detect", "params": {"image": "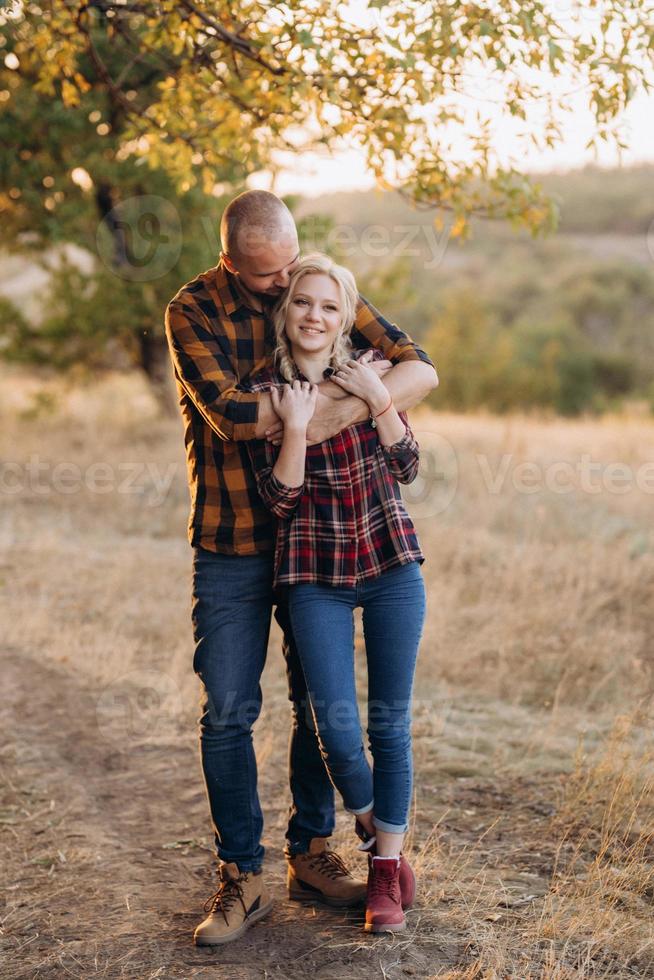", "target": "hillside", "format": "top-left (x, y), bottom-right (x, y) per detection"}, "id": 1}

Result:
top-left (294, 164), bottom-right (654, 416)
